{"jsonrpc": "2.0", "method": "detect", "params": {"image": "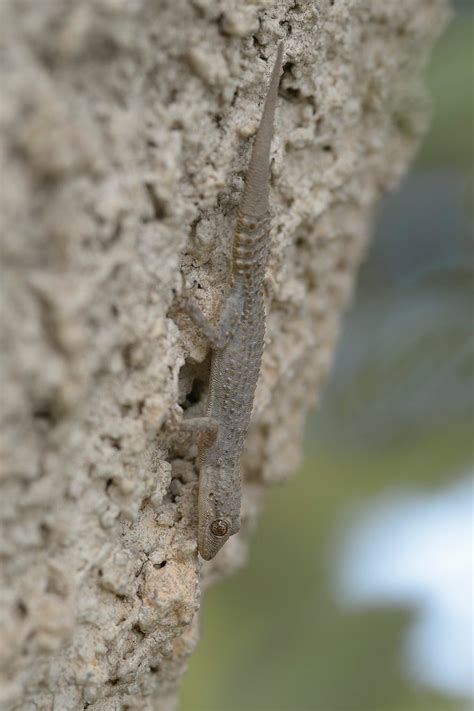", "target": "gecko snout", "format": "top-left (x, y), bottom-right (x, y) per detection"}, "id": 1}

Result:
top-left (198, 506), bottom-right (242, 560)
top-left (198, 516), bottom-right (232, 560)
